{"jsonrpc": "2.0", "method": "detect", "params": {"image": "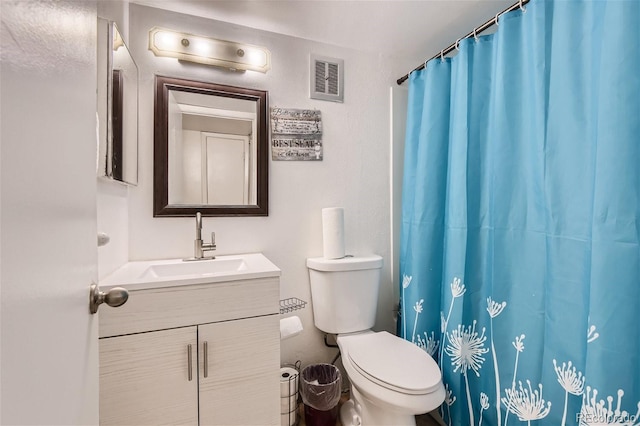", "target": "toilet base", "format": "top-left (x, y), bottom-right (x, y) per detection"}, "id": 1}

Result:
top-left (340, 385), bottom-right (416, 426)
